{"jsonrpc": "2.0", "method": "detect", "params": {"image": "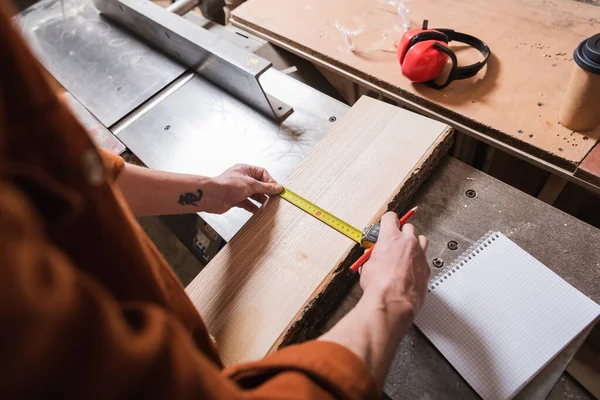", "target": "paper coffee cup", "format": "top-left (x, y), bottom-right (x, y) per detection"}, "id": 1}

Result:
top-left (559, 34), bottom-right (600, 132)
